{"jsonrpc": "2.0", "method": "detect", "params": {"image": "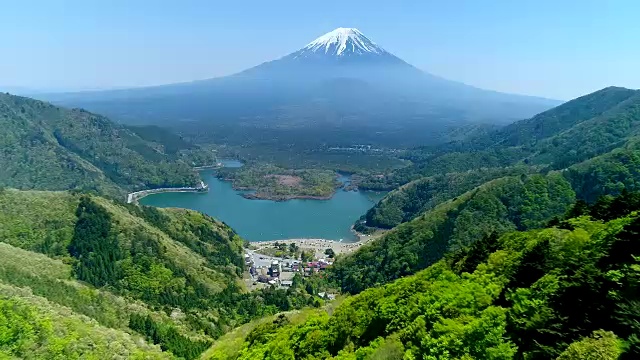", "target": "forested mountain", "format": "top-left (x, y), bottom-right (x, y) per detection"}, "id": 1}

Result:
top-left (0, 92), bottom-right (207, 198)
top-left (199, 86), bottom-right (640, 359)
top-left (360, 166), bottom-right (534, 229)
top-left (0, 189), bottom-right (315, 359)
top-left (204, 194), bottom-right (640, 359)
top-left (358, 87), bottom-right (640, 230)
top-left (341, 137), bottom-right (640, 293)
top-left (360, 86), bottom-right (640, 191)
top-left (3, 82), bottom-right (639, 358)
top-left (37, 28), bottom-right (558, 149)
